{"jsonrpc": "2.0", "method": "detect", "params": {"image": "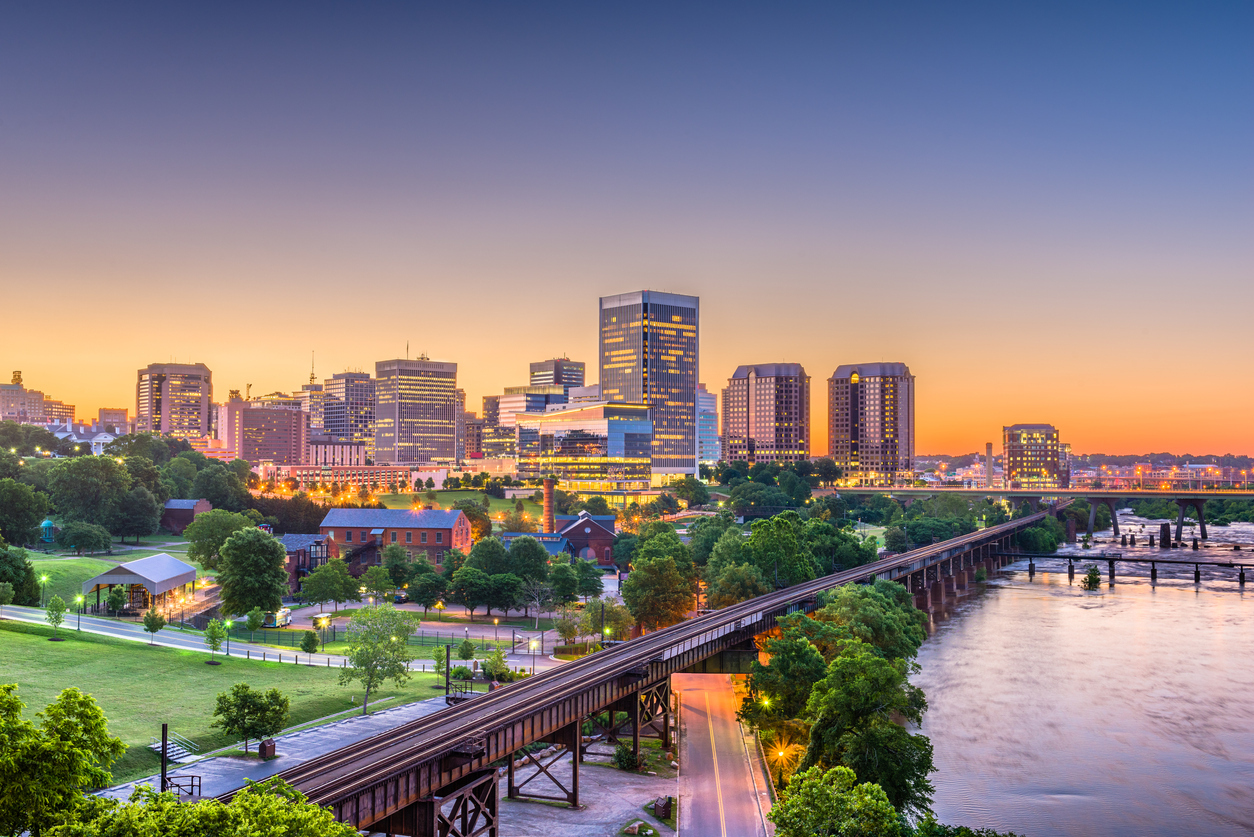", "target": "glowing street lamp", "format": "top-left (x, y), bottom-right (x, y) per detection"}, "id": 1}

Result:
top-left (75, 595), bottom-right (83, 631)
top-left (40, 575), bottom-right (49, 607)
top-left (529, 638), bottom-right (538, 675)
top-left (434, 600), bottom-right (446, 622)
top-left (494, 617), bottom-right (499, 644)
